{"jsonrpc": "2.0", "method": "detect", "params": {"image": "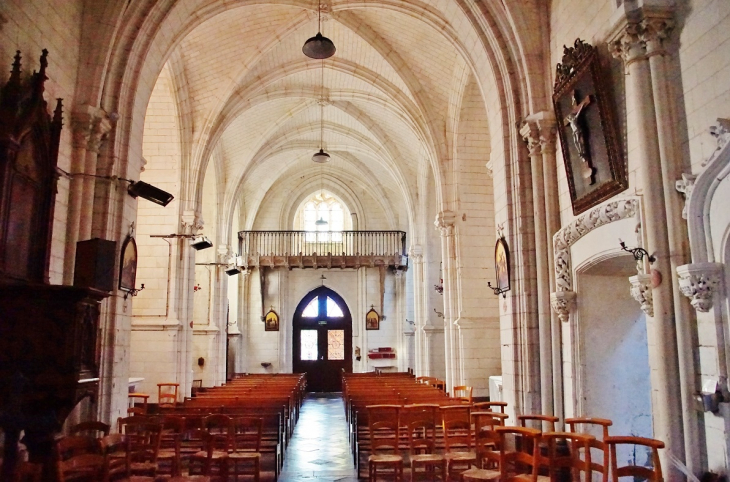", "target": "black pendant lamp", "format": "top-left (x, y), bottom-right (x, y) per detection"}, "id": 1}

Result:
top-left (312, 60), bottom-right (331, 164)
top-left (303, 3), bottom-right (335, 59)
